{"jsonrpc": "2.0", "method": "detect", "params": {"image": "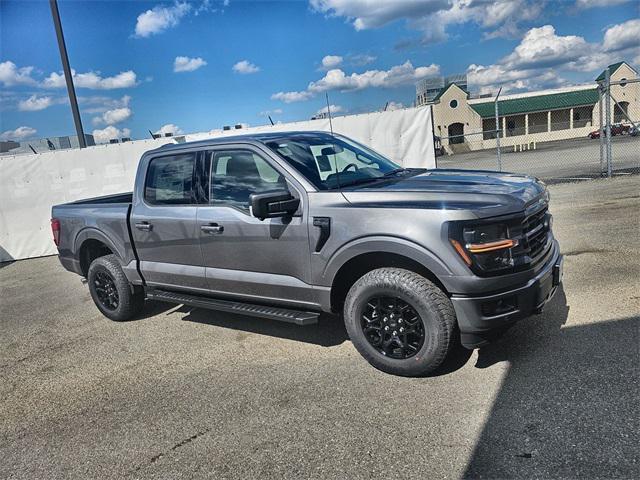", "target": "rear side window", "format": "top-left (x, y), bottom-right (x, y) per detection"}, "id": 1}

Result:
top-left (145, 153), bottom-right (196, 205)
